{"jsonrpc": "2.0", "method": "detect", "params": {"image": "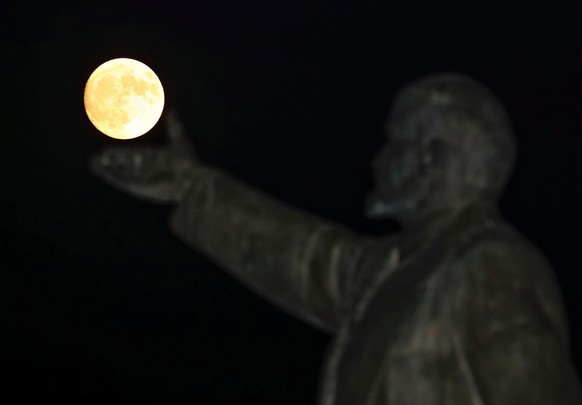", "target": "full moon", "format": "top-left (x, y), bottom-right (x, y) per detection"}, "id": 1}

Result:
top-left (84, 58), bottom-right (164, 140)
